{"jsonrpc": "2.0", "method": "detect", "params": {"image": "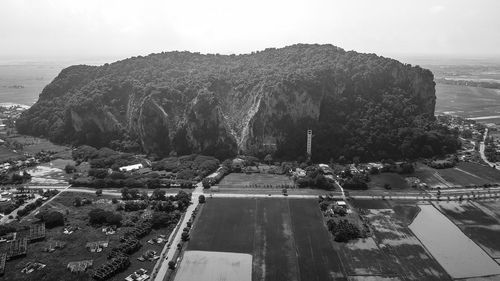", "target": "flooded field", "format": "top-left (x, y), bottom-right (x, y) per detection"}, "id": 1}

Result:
top-left (409, 204), bottom-right (500, 279)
